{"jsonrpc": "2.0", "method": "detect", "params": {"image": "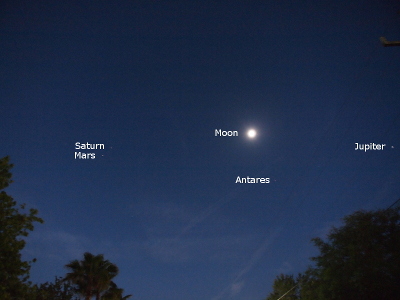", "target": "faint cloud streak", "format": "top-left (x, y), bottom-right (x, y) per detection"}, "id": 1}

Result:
top-left (212, 228), bottom-right (281, 300)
